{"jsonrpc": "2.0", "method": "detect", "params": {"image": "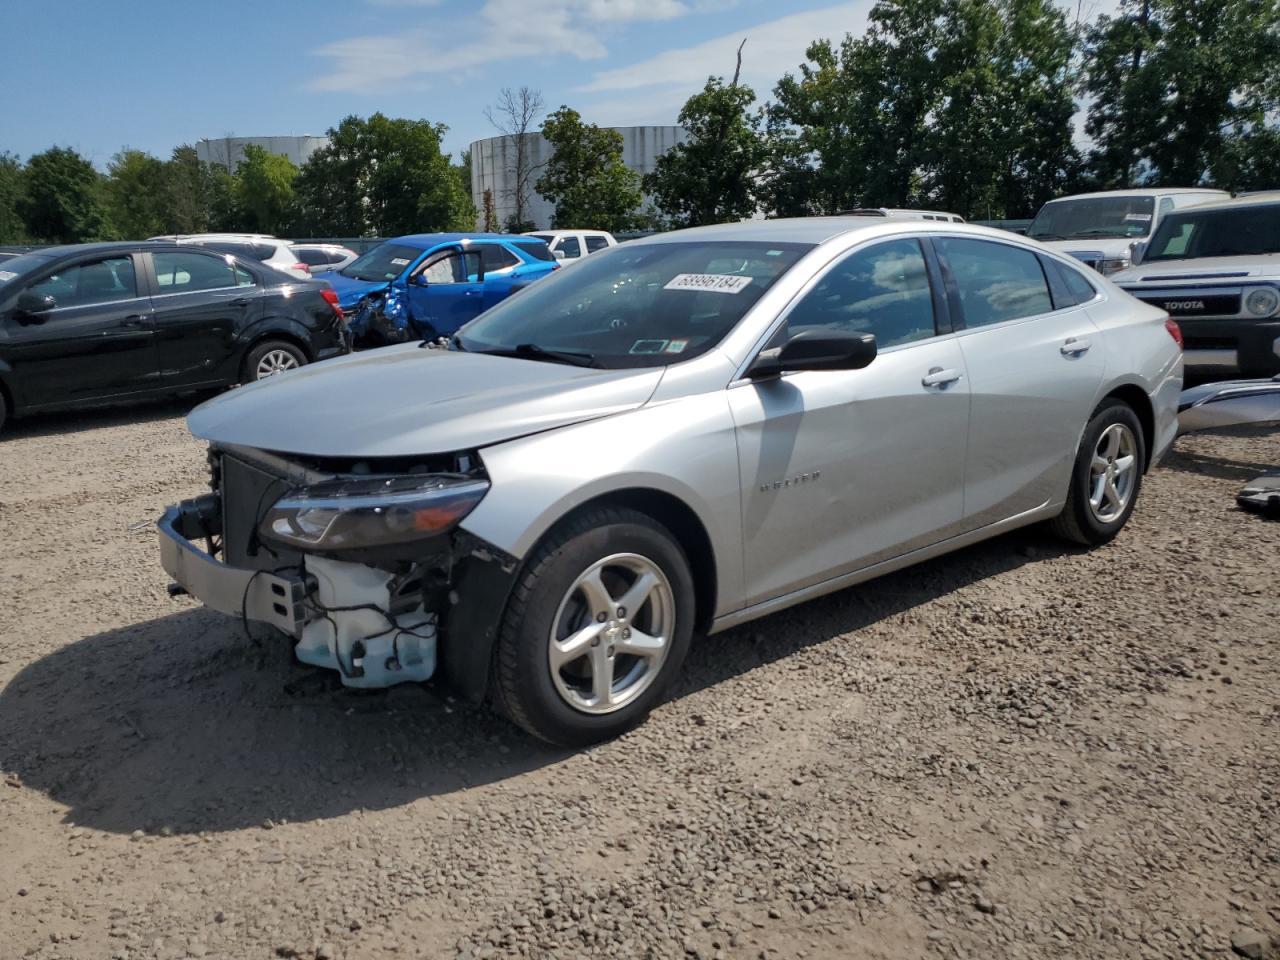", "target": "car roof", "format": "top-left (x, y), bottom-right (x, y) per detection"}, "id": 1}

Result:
top-left (524, 229), bottom-right (612, 237)
top-left (1041, 188), bottom-right (1228, 203)
top-left (387, 233), bottom-right (536, 249)
top-left (1160, 192), bottom-right (1280, 213)
top-left (631, 217), bottom-right (1017, 247)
